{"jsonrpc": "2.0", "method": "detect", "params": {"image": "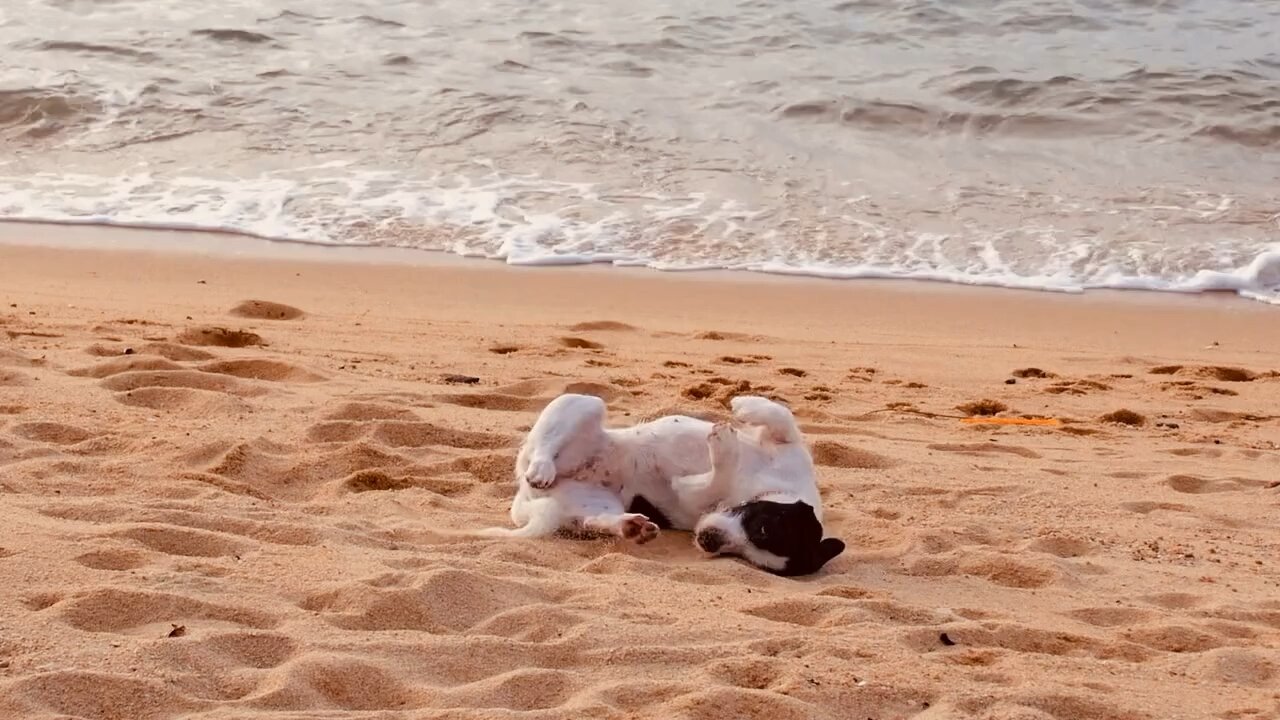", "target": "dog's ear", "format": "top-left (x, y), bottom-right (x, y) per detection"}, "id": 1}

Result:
top-left (814, 537), bottom-right (845, 568)
top-left (772, 537), bottom-right (847, 577)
